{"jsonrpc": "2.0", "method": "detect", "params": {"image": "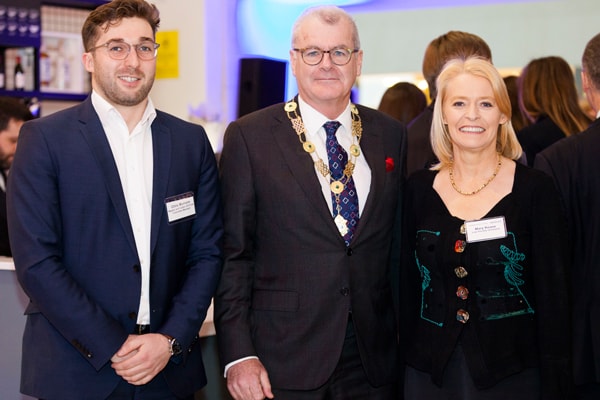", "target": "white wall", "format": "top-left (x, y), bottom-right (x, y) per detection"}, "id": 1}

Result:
top-left (355, 0), bottom-right (599, 74)
top-left (147, 0), bottom-right (239, 153)
top-left (148, 0), bottom-right (205, 121)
